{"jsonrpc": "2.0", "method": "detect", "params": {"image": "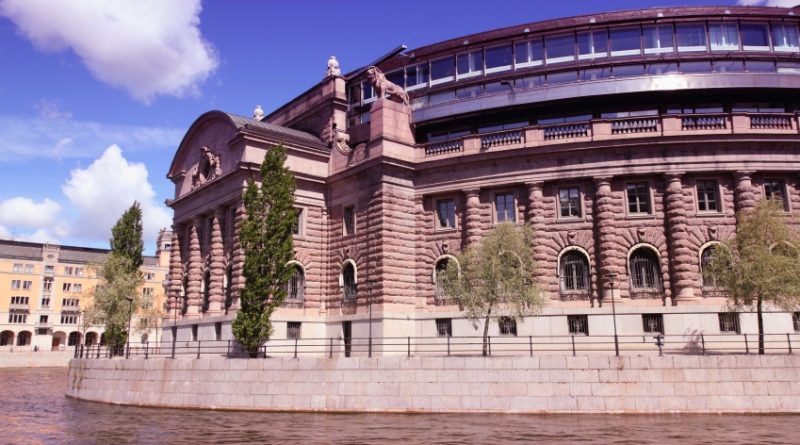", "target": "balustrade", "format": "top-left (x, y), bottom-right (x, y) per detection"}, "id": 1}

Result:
top-left (480, 129), bottom-right (524, 148)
